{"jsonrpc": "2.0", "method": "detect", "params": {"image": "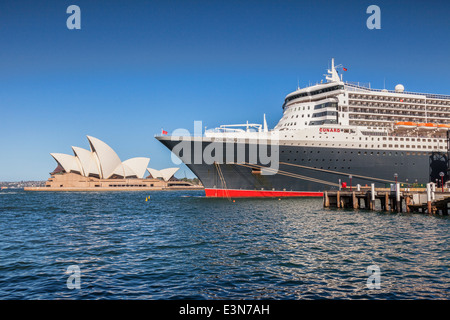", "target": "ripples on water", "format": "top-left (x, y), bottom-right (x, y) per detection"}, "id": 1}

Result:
top-left (0, 190), bottom-right (448, 299)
